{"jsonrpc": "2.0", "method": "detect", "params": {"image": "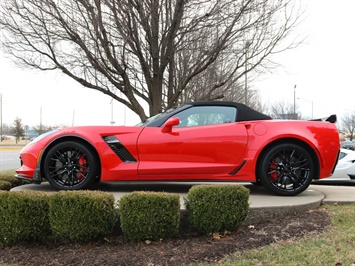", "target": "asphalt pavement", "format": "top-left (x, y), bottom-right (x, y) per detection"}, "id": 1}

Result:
top-left (11, 182), bottom-right (355, 224)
